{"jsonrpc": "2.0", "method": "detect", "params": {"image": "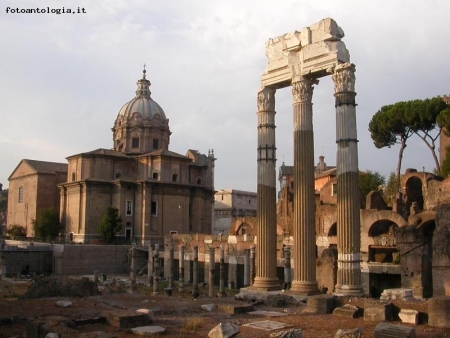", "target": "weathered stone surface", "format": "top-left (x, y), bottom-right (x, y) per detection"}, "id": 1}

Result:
top-left (398, 309), bottom-right (418, 324)
top-left (380, 288), bottom-right (414, 301)
top-left (103, 310), bottom-right (150, 329)
top-left (428, 296), bottom-right (450, 328)
top-left (305, 295), bottom-right (334, 314)
top-left (218, 303), bottom-right (254, 315)
top-left (334, 327), bottom-right (363, 338)
top-left (201, 304), bottom-right (217, 312)
top-left (372, 322), bottom-right (416, 338)
top-left (77, 331), bottom-right (116, 338)
top-left (269, 328), bottom-right (303, 337)
top-left (332, 304), bottom-right (359, 318)
top-left (131, 326), bottom-right (166, 336)
top-left (363, 301), bottom-right (392, 322)
top-left (56, 300), bottom-right (72, 308)
top-left (208, 322), bottom-right (239, 338)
